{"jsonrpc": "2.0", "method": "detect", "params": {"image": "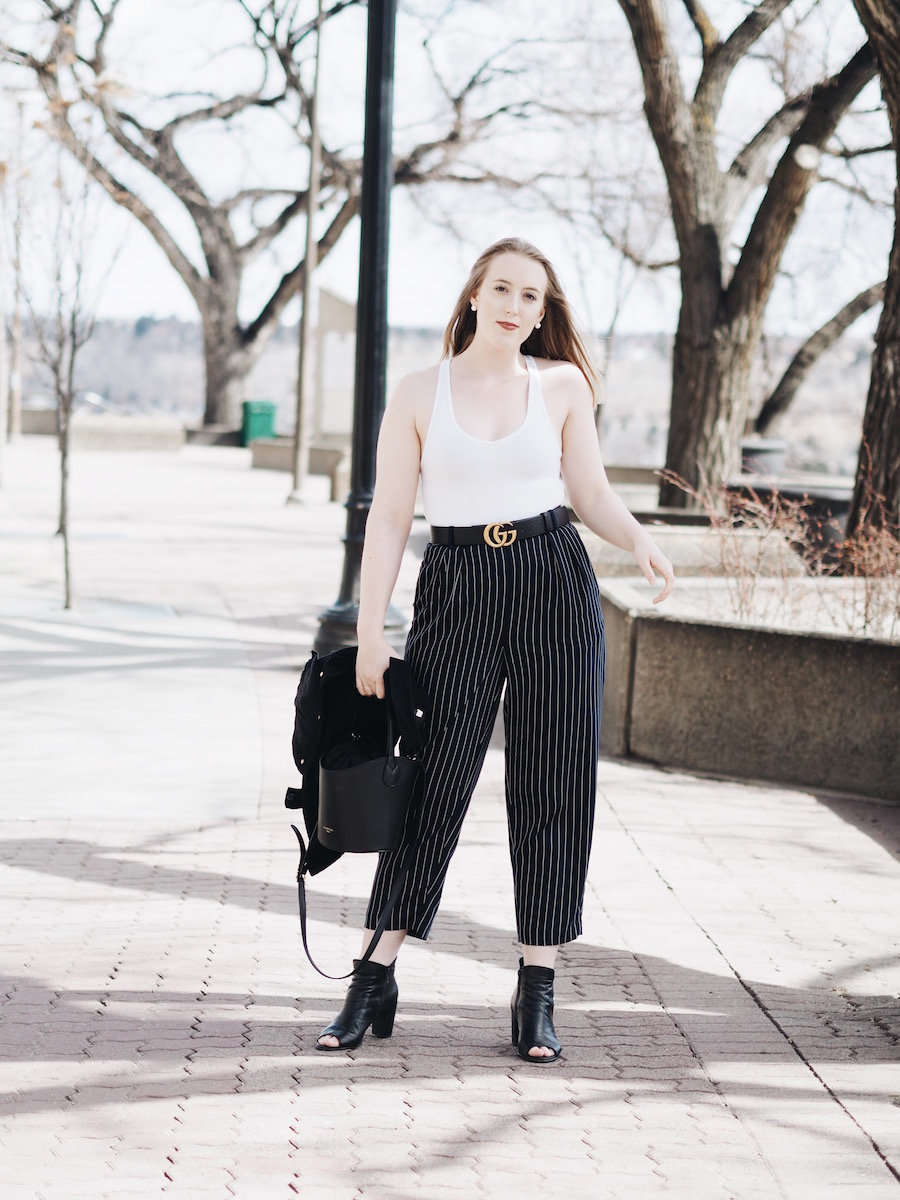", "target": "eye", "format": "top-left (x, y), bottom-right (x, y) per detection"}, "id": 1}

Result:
top-left (494, 284), bottom-right (507, 292)
top-left (525, 293), bottom-right (537, 302)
